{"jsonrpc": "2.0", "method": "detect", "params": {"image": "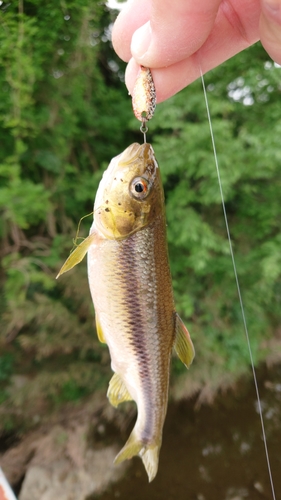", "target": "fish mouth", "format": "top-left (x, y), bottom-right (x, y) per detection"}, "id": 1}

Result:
top-left (103, 143), bottom-right (153, 180)
top-left (119, 143), bottom-right (154, 166)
